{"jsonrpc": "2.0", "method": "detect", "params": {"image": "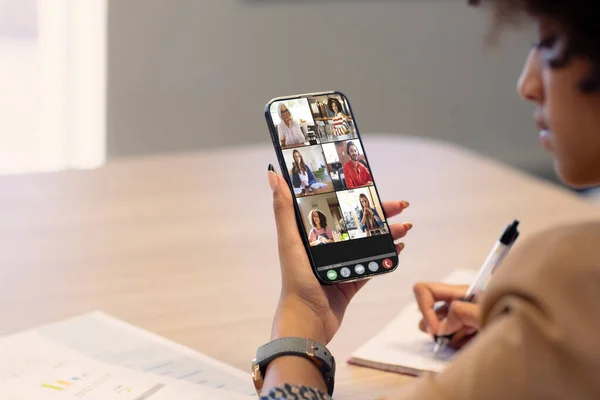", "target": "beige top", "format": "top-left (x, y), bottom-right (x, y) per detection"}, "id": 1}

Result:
top-left (401, 221), bottom-right (600, 399)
